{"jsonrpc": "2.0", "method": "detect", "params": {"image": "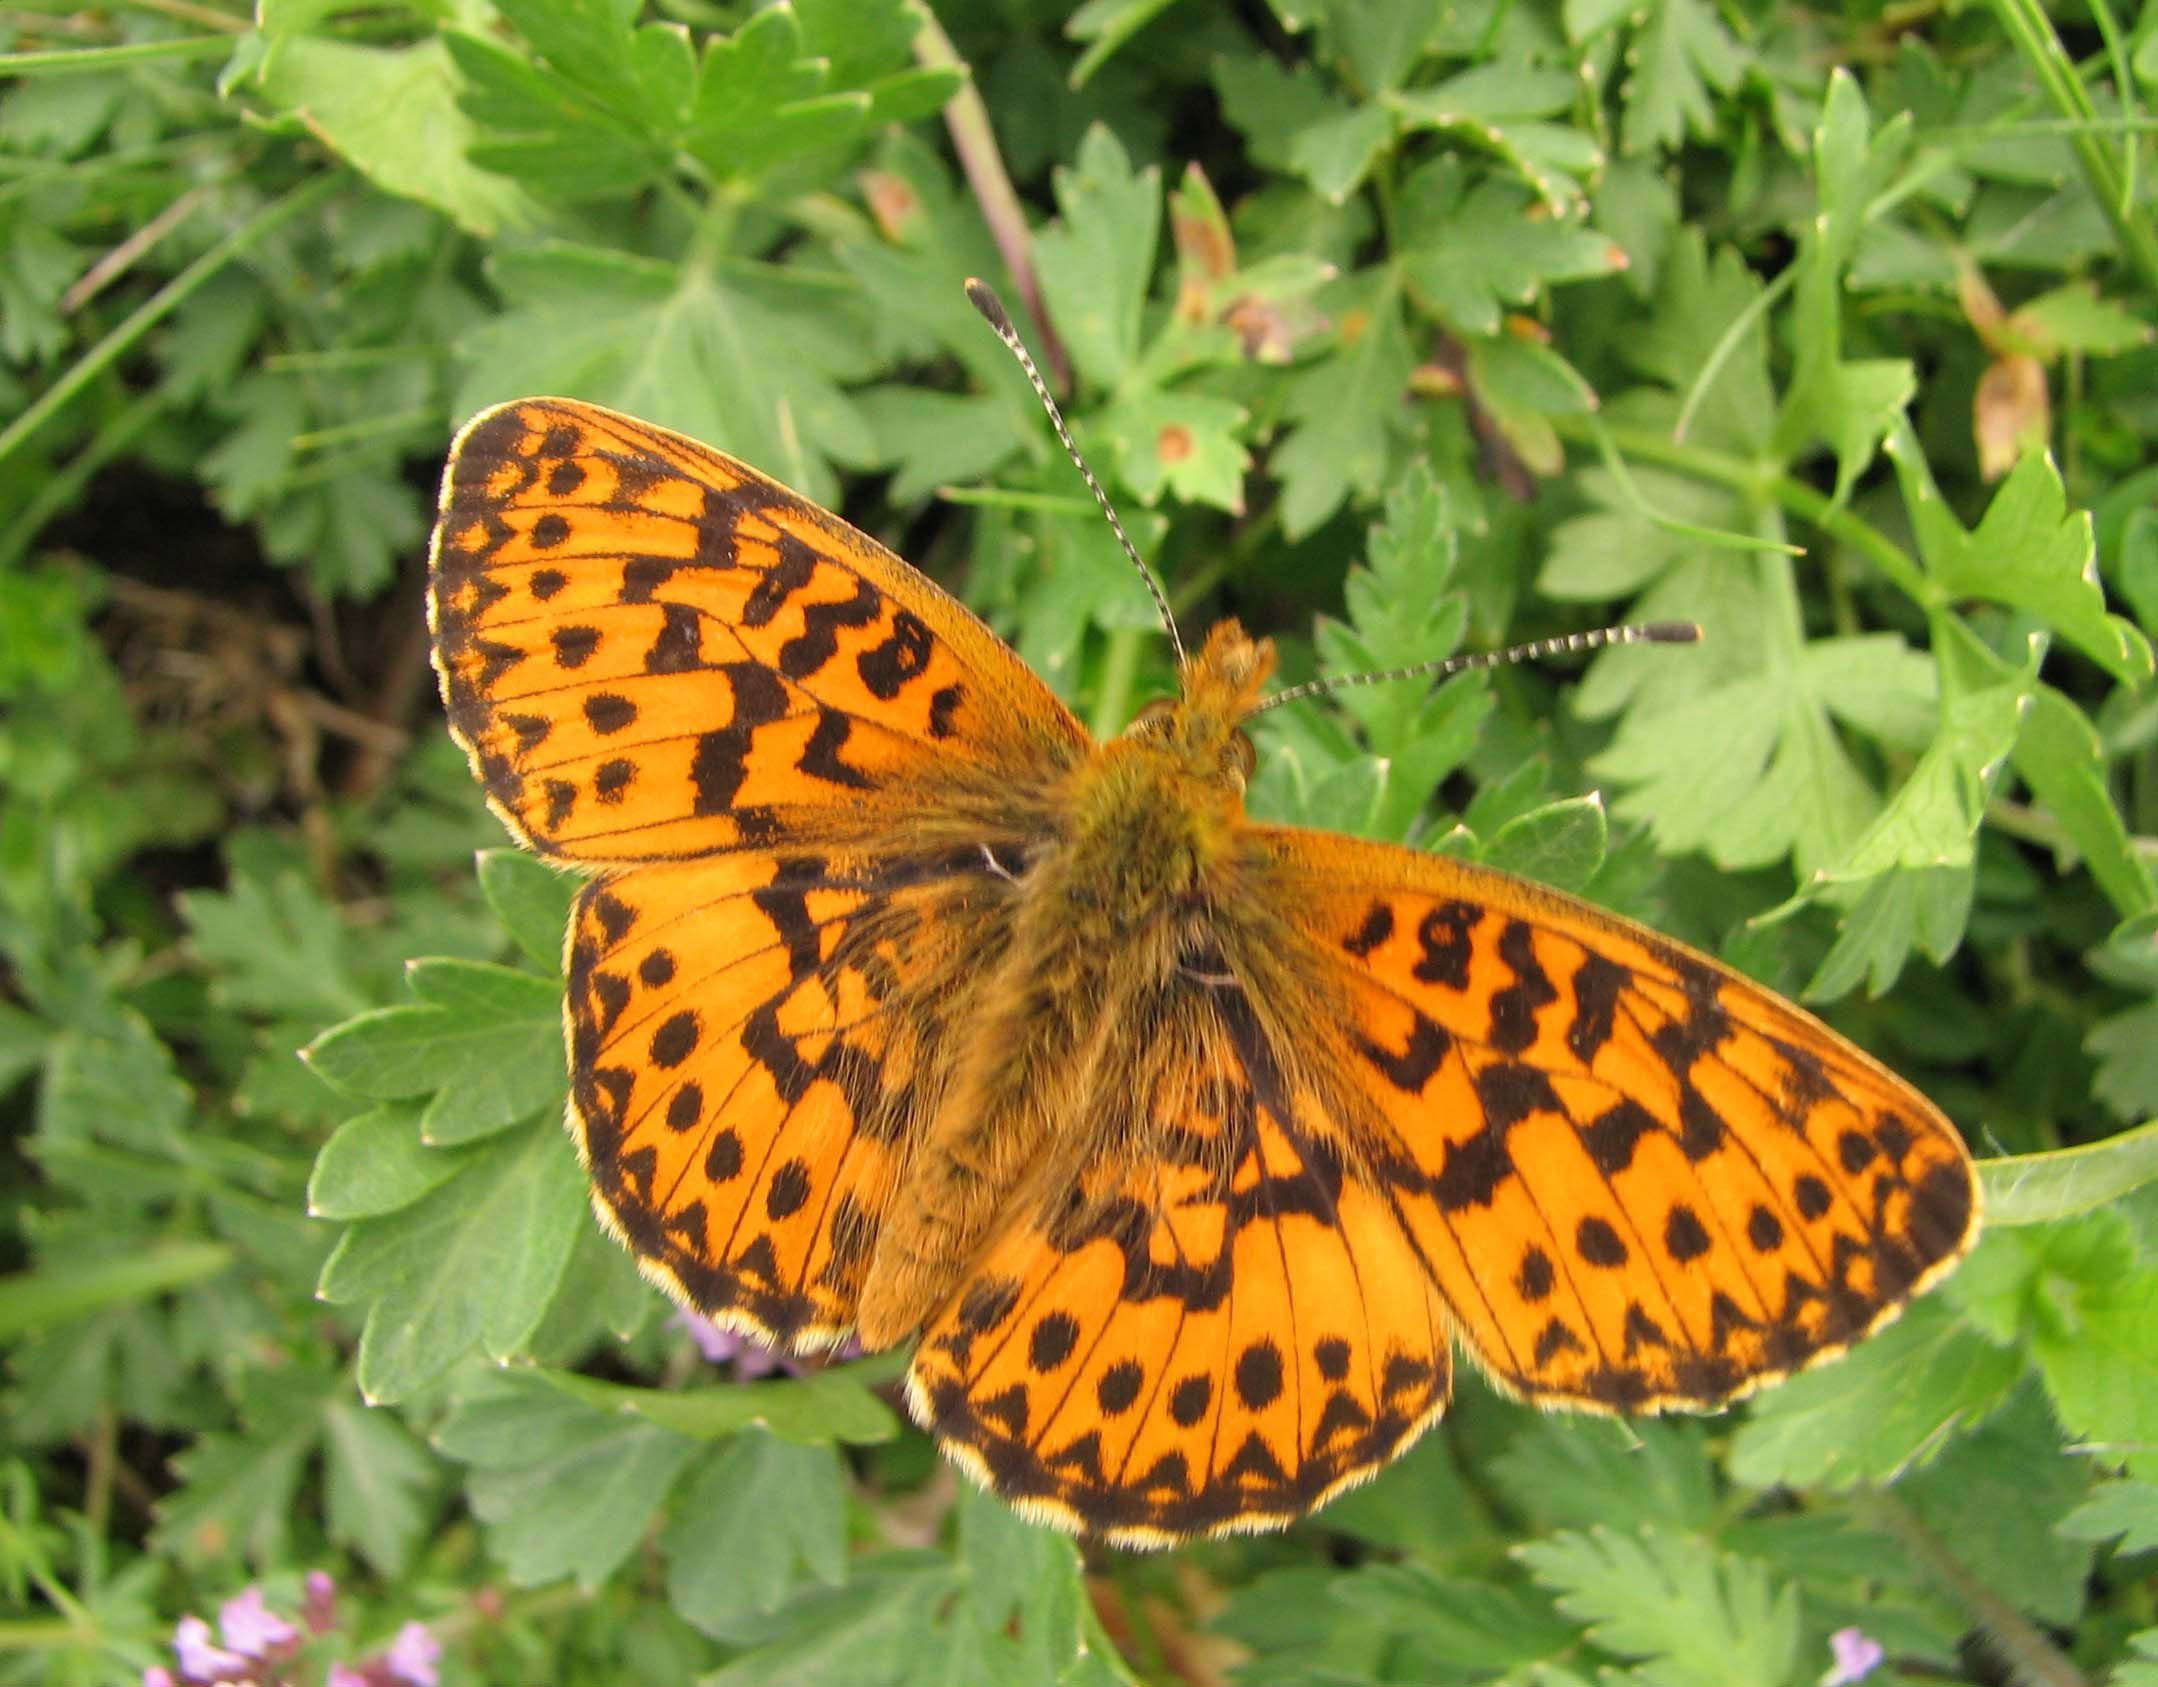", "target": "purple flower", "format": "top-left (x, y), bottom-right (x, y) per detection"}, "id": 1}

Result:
top-left (218, 1587), bottom-right (297, 1657)
top-left (673, 1309), bottom-right (787, 1377)
top-left (302, 1570), bottom-right (338, 1637)
top-left (1824, 1627), bottom-right (1885, 1686)
top-left (383, 1622), bottom-right (441, 1687)
top-left (172, 1615), bottom-right (245, 1680)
